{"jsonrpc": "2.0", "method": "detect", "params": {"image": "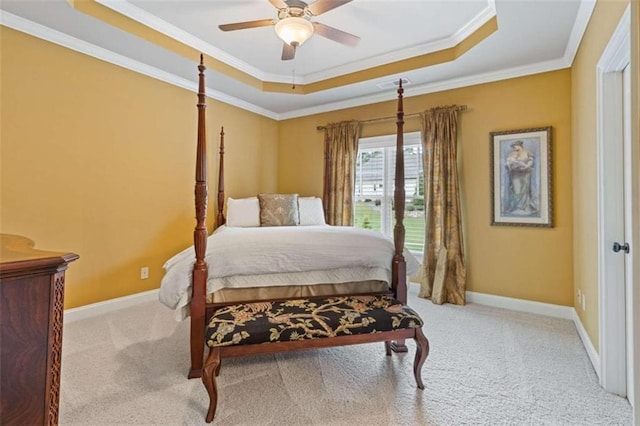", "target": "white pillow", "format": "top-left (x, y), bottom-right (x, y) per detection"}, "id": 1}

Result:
top-left (226, 197), bottom-right (260, 227)
top-left (298, 197), bottom-right (326, 226)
